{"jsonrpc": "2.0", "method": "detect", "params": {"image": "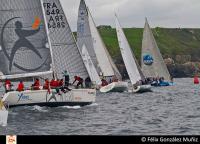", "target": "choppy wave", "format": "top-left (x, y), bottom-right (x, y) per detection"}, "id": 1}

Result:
top-left (1, 78), bottom-right (200, 135)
